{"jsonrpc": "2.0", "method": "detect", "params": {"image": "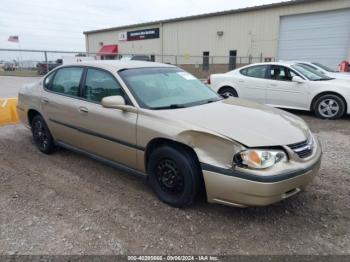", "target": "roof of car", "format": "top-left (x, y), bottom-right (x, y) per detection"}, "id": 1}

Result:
top-left (240, 61), bottom-right (301, 68)
top-left (64, 60), bottom-right (176, 71)
top-left (279, 60), bottom-right (314, 65)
